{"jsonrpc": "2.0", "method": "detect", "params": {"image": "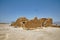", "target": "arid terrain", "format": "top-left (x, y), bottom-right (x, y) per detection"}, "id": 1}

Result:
top-left (0, 23), bottom-right (60, 40)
